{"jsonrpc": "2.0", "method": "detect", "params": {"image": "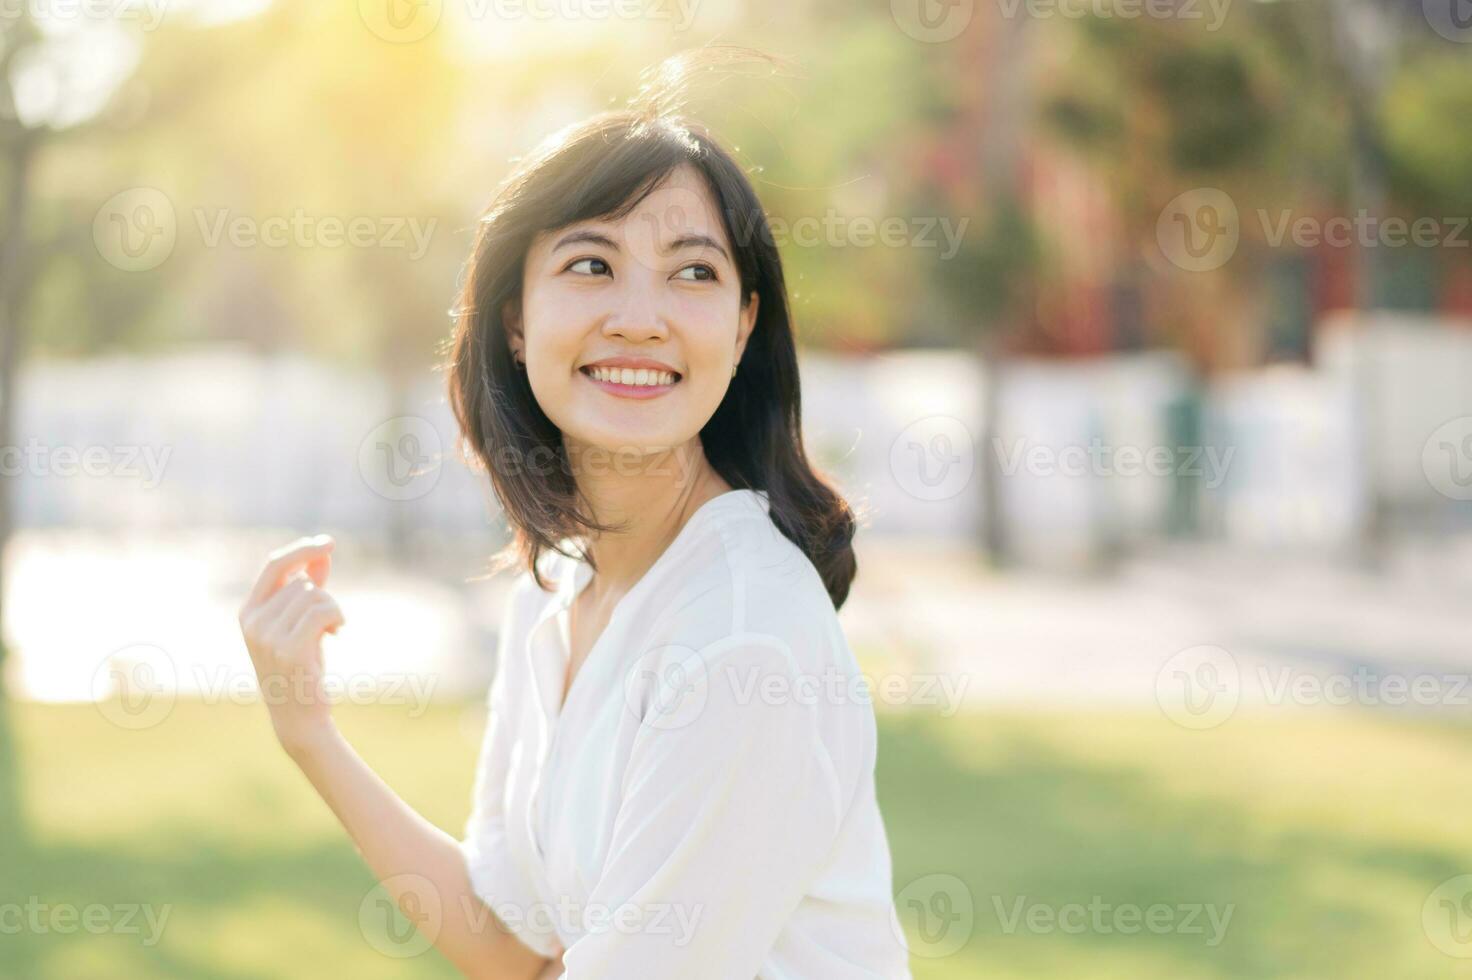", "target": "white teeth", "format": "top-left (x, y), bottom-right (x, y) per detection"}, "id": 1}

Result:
top-left (588, 366), bottom-right (676, 386)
